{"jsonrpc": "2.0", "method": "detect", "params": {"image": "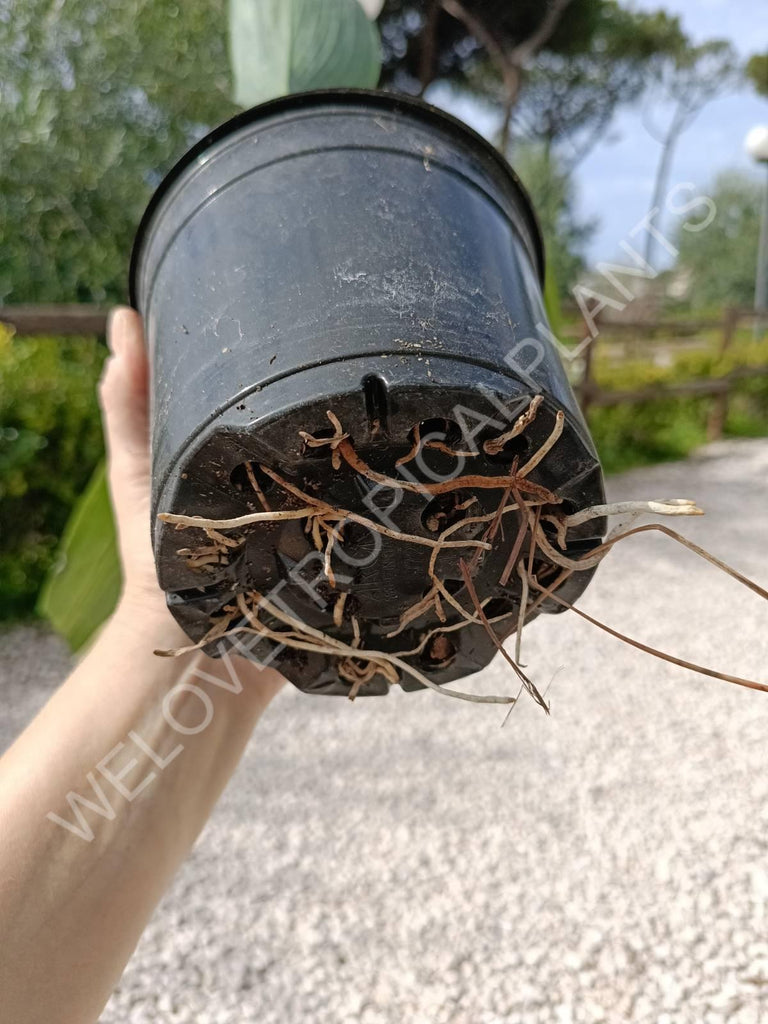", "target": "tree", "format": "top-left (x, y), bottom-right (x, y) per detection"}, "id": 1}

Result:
top-left (675, 171), bottom-right (761, 311)
top-left (514, 144), bottom-right (596, 297)
top-left (0, 0), bottom-right (236, 304)
top-left (746, 52), bottom-right (768, 97)
top-left (377, 0), bottom-right (686, 162)
top-left (641, 40), bottom-right (741, 266)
